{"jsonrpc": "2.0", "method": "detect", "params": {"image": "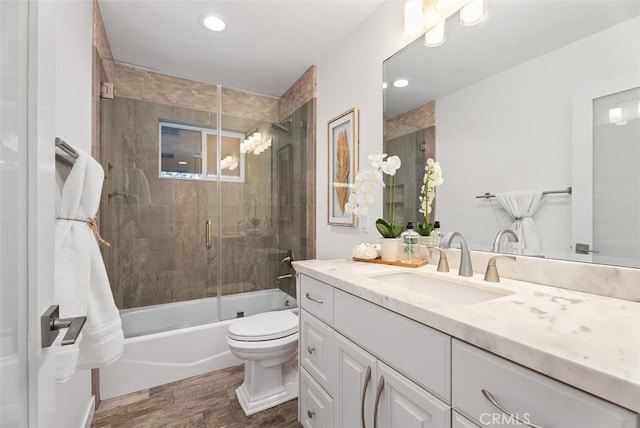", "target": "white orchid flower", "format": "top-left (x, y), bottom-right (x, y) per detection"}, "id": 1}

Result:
top-left (380, 155), bottom-right (401, 176)
top-left (368, 151), bottom-right (387, 169)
